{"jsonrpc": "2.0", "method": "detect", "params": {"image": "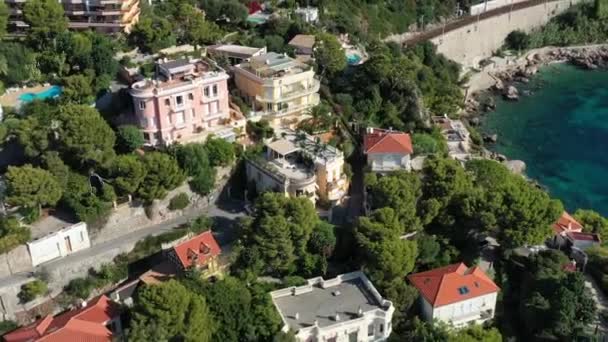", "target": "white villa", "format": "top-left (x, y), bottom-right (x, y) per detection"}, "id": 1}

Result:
top-left (408, 263), bottom-right (500, 328)
top-left (271, 271), bottom-right (394, 342)
top-left (363, 128), bottom-right (413, 172)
